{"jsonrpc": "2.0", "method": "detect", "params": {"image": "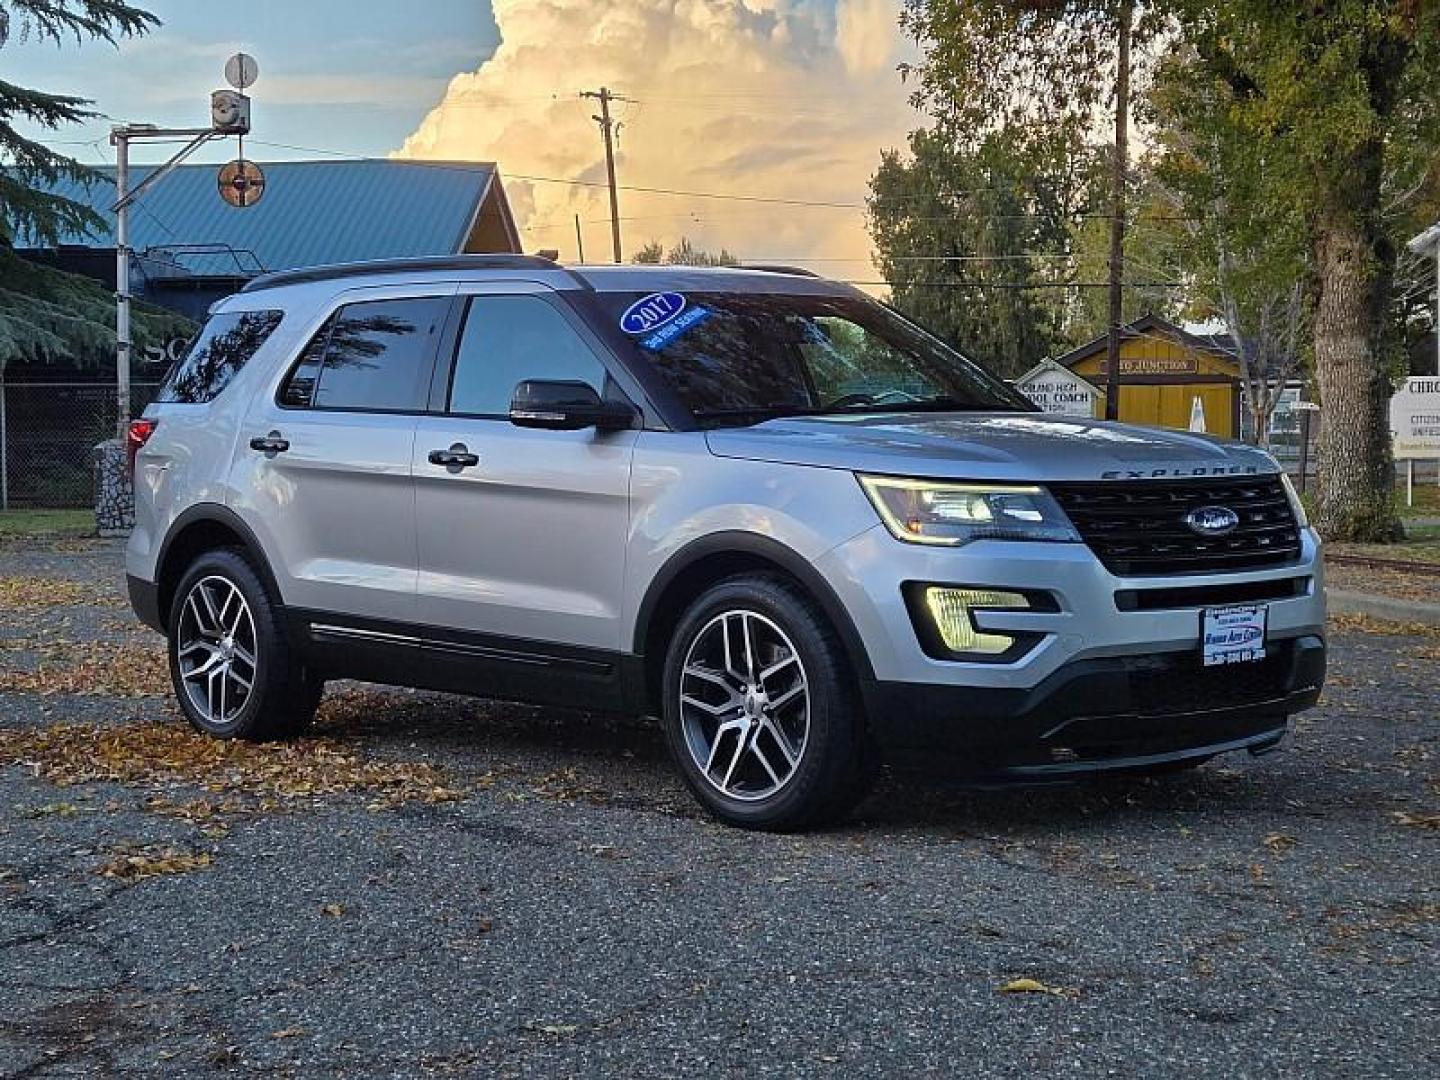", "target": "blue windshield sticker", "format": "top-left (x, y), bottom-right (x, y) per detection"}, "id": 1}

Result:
top-left (640, 305), bottom-right (712, 350)
top-left (620, 292), bottom-right (687, 335)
